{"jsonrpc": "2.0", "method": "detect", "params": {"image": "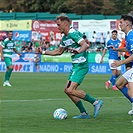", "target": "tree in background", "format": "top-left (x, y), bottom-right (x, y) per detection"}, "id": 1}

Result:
top-left (0, 0), bottom-right (133, 15)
